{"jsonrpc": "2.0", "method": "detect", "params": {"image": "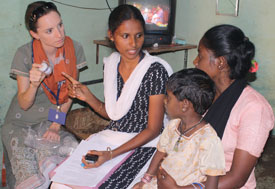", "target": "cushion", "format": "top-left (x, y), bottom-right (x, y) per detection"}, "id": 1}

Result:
top-left (66, 107), bottom-right (110, 140)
